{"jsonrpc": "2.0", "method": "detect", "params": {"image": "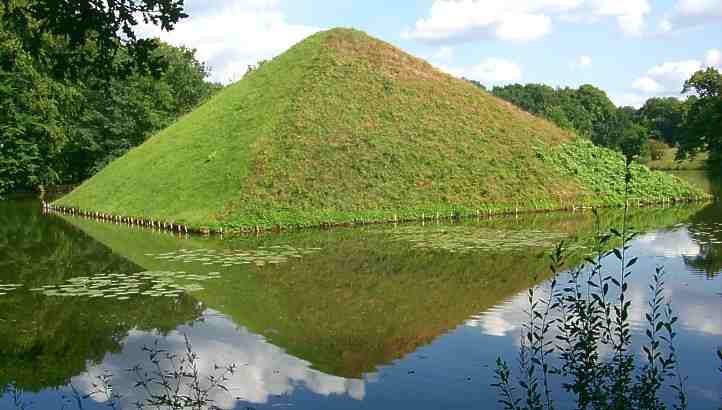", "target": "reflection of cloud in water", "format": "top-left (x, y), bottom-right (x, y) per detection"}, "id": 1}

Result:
top-left (72, 310), bottom-right (364, 408)
top-left (465, 252), bottom-right (722, 342)
top-left (466, 297), bottom-right (524, 338)
top-left (678, 304), bottom-right (722, 336)
top-left (668, 288), bottom-right (722, 337)
top-left (636, 229), bottom-right (701, 258)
